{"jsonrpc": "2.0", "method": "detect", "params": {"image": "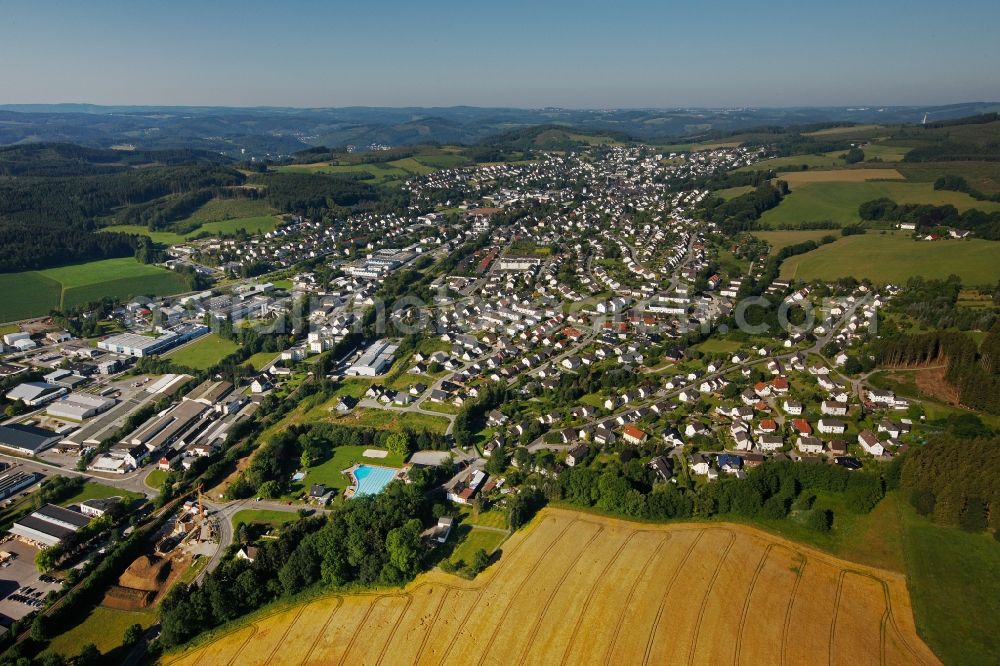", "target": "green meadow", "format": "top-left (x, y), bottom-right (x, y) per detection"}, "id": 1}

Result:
top-left (0, 257), bottom-right (189, 321)
top-left (751, 229), bottom-right (838, 254)
top-left (779, 232), bottom-right (1000, 285)
top-left (105, 198), bottom-right (280, 244)
top-left (759, 180), bottom-right (1000, 227)
top-left (166, 333), bottom-right (241, 370)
